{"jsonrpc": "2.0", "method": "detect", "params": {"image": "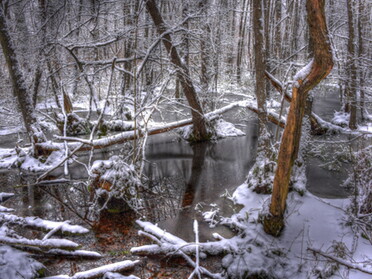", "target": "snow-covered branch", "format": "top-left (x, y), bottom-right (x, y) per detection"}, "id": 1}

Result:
top-left (308, 247), bottom-right (372, 275)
